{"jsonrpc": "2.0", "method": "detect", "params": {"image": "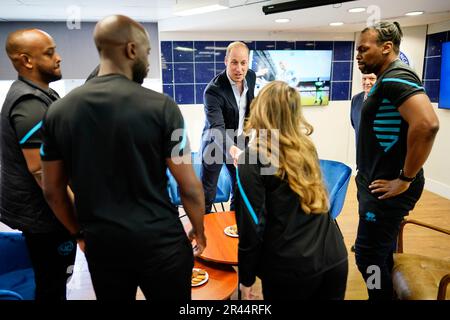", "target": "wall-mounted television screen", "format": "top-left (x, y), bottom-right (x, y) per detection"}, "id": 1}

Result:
top-left (249, 50), bottom-right (333, 106)
top-left (438, 41), bottom-right (450, 109)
